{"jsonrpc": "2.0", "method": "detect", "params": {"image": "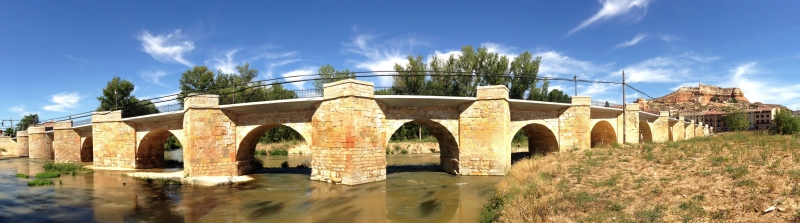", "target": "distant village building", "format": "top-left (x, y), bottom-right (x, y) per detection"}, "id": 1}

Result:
top-left (679, 107), bottom-right (778, 132)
